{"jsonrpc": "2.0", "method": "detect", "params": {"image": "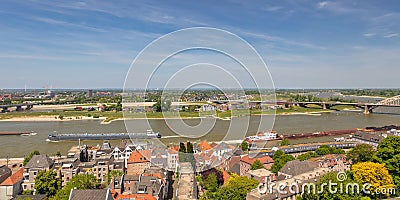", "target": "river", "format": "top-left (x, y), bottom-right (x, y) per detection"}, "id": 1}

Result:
top-left (0, 107), bottom-right (400, 157)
